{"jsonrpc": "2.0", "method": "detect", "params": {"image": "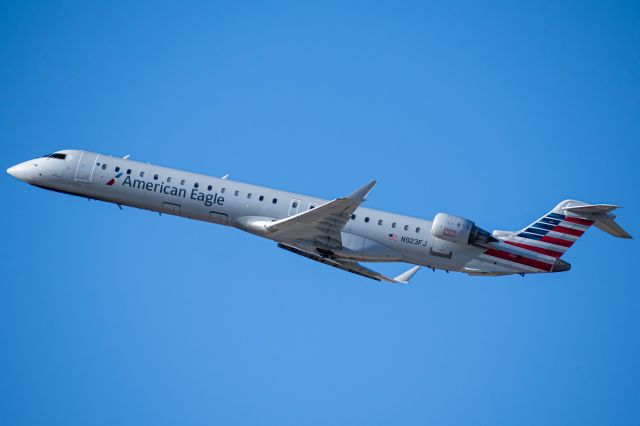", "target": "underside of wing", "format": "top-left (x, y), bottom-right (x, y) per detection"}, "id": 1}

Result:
top-left (278, 243), bottom-right (419, 284)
